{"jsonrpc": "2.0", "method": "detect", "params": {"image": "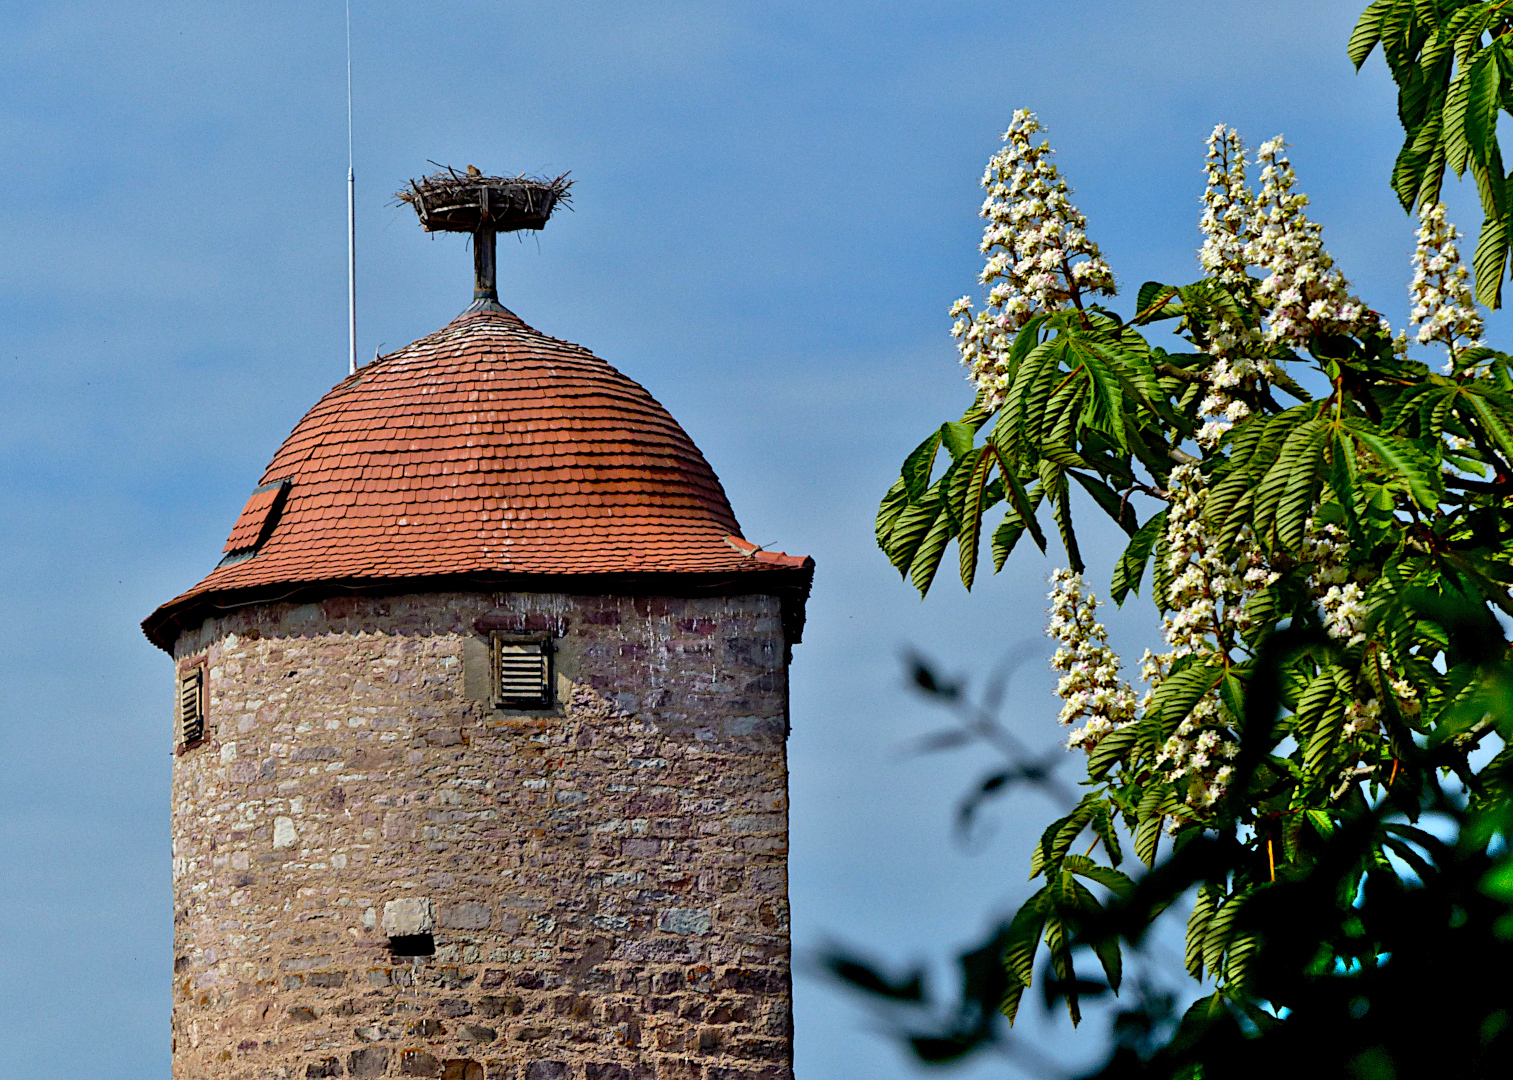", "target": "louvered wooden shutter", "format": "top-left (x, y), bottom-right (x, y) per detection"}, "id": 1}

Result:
top-left (491, 638), bottom-right (552, 708)
top-left (178, 667), bottom-right (205, 748)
